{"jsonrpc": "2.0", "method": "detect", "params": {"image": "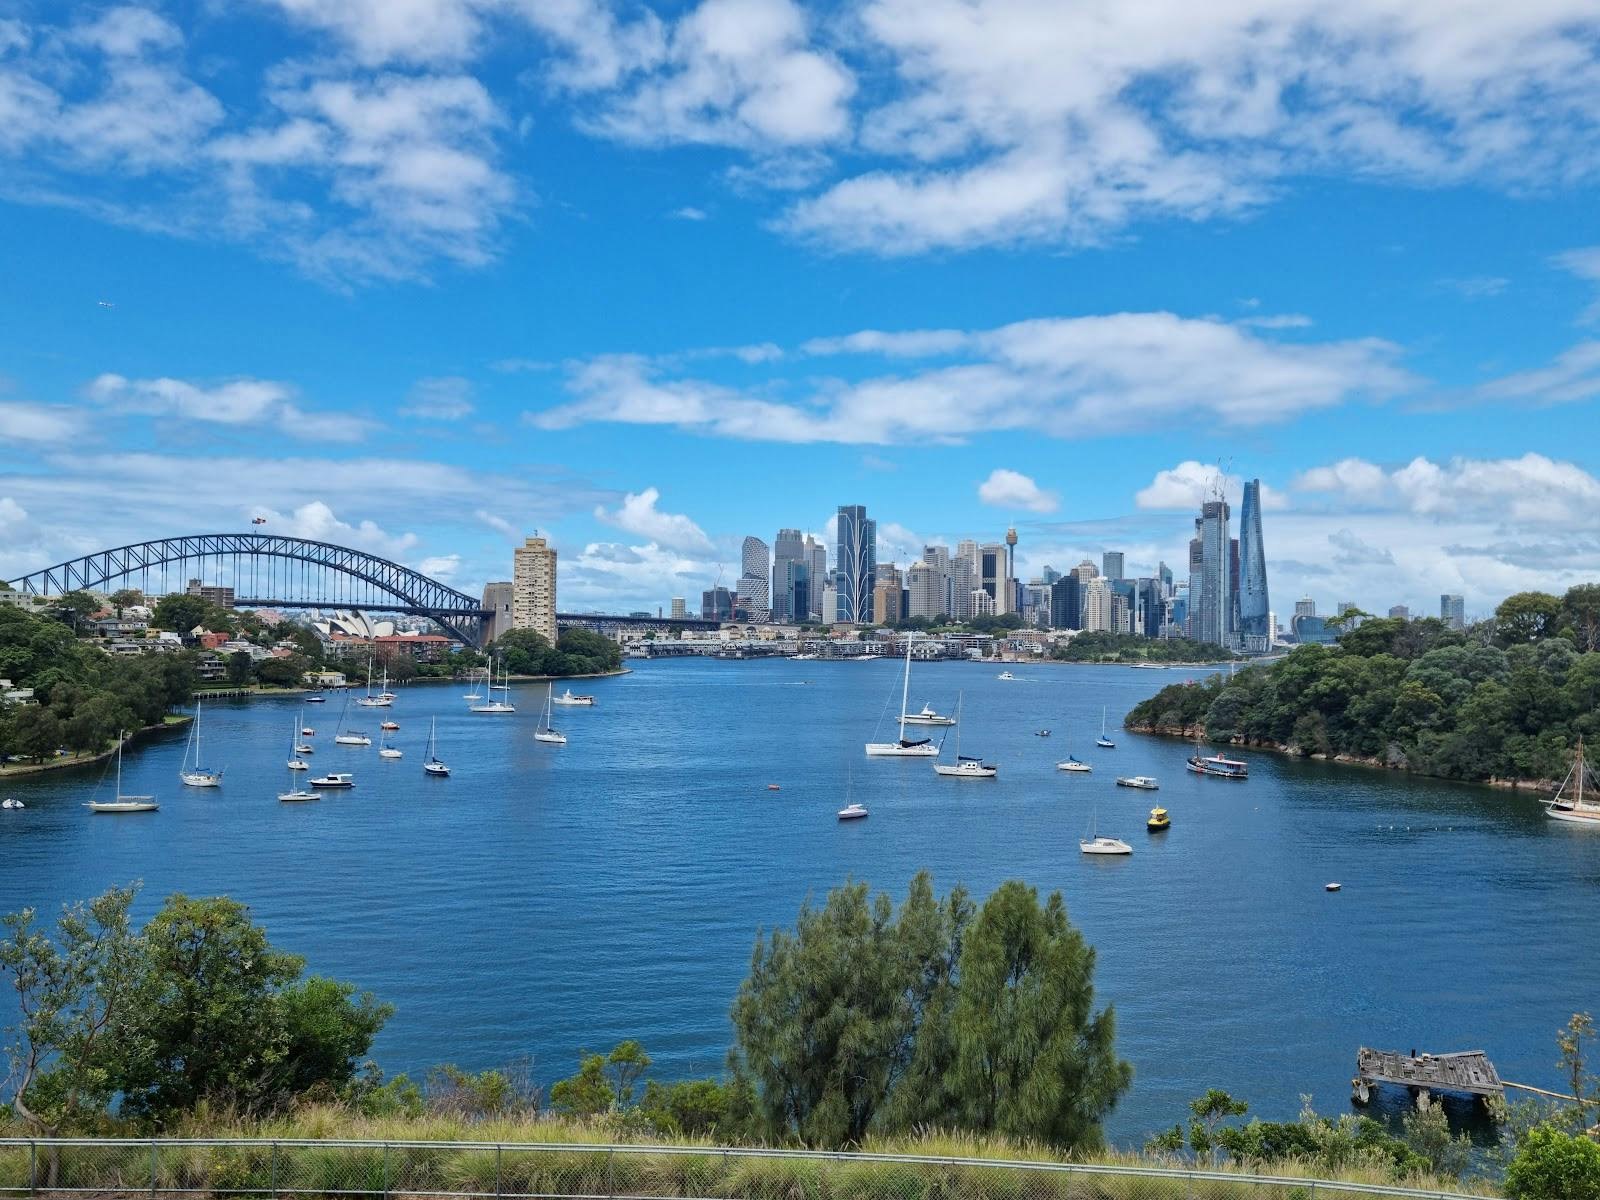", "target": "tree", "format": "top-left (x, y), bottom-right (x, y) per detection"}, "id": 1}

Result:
top-left (151, 594), bottom-right (211, 635)
top-left (0, 885), bottom-right (143, 1138)
top-left (109, 590), bottom-right (143, 617)
top-left (55, 591), bottom-right (101, 634)
top-left (549, 1052), bottom-right (615, 1116)
top-left (226, 651), bottom-right (253, 685)
top-left (937, 881), bottom-right (1132, 1149)
top-left (1506, 1126), bottom-right (1600, 1200)
top-left (1564, 584), bottom-right (1600, 653)
top-left (254, 656), bottom-right (306, 688)
top-left (1558, 1012), bottom-right (1597, 1130)
top-left (1497, 592), bottom-right (1563, 645)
